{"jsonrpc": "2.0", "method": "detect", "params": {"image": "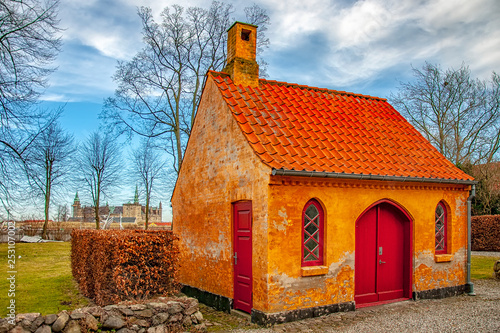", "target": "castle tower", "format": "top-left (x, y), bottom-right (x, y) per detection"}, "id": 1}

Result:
top-left (159, 201), bottom-right (163, 222)
top-left (122, 187), bottom-right (143, 223)
top-left (72, 192), bottom-right (81, 217)
top-left (134, 185), bottom-right (139, 204)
